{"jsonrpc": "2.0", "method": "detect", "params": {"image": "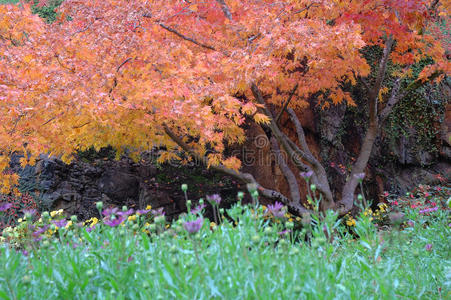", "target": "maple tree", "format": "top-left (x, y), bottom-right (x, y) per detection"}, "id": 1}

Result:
top-left (0, 0), bottom-right (449, 214)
